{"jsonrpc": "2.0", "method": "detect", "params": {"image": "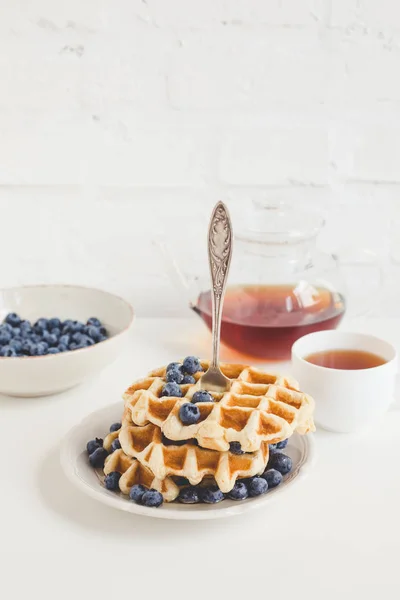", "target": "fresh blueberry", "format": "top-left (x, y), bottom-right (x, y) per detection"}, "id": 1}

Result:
top-left (141, 489), bottom-right (164, 508)
top-left (228, 481), bottom-right (249, 501)
top-left (69, 343), bottom-right (78, 351)
top-left (182, 356), bottom-right (202, 375)
top-left (178, 486), bottom-right (200, 504)
top-left (51, 327), bottom-right (61, 338)
top-left (35, 341), bottom-right (49, 356)
top-left (248, 477), bottom-right (268, 497)
top-left (58, 343), bottom-right (68, 352)
top-left (11, 327), bottom-right (21, 337)
top-left (99, 326), bottom-right (107, 336)
top-left (72, 332), bottom-right (84, 343)
top-left (78, 335), bottom-right (95, 347)
top-left (5, 313), bottom-right (21, 327)
top-left (59, 334), bottom-right (71, 346)
top-left (43, 331), bottom-right (58, 346)
top-left (269, 444), bottom-right (278, 453)
top-left (34, 318), bottom-right (49, 333)
top-left (166, 367), bottom-right (184, 384)
top-left (182, 374), bottom-right (196, 384)
top-left (268, 452), bottom-right (292, 475)
top-left (48, 318), bottom-right (62, 330)
top-left (110, 439), bottom-right (121, 452)
top-left (229, 441), bottom-right (245, 455)
top-left (109, 422), bottom-right (121, 432)
top-left (0, 323), bottom-right (13, 332)
top-left (191, 390), bottom-right (213, 404)
top-left (199, 485), bottom-right (224, 504)
top-left (87, 317), bottom-right (102, 328)
top-left (161, 382), bottom-right (183, 397)
top-left (47, 347), bottom-right (60, 354)
top-left (86, 325), bottom-right (102, 342)
top-left (162, 434), bottom-right (190, 447)
top-left (262, 469), bottom-right (283, 488)
top-left (30, 334), bottom-right (41, 343)
top-left (0, 331), bottom-right (11, 345)
top-left (86, 438), bottom-right (103, 454)
top-left (20, 319), bottom-right (32, 330)
top-left (104, 471), bottom-right (121, 491)
top-left (276, 439), bottom-right (289, 450)
top-left (61, 319), bottom-right (74, 333)
top-left (21, 340), bottom-right (34, 355)
top-left (179, 403), bottom-right (200, 425)
top-left (9, 339), bottom-right (23, 353)
top-left (129, 484), bottom-right (146, 503)
top-left (174, 476), bottom-right (190, 486)
top-left (166, 362), bottom-right (181, 372)
top-left (70, 321), bottom-right (85, 334)
top-left (0, 345), bottom-right (17, 357)
top-left (89, 447), bottom-right (108, 468)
